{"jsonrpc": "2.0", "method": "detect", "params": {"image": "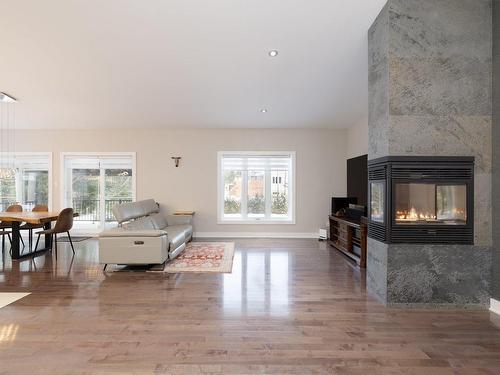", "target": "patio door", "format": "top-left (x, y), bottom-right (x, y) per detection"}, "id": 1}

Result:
top-left (62, 153), bottom-right (136, 233)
